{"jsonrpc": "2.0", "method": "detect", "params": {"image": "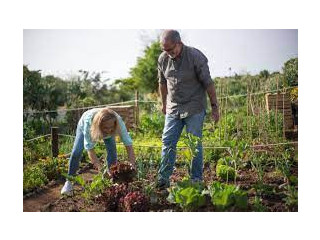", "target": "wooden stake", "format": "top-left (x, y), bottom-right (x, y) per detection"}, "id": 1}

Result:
top-left (51, 127), bottom-right (59, 158)
top-left (135, 90), bottom-right (139, 129)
